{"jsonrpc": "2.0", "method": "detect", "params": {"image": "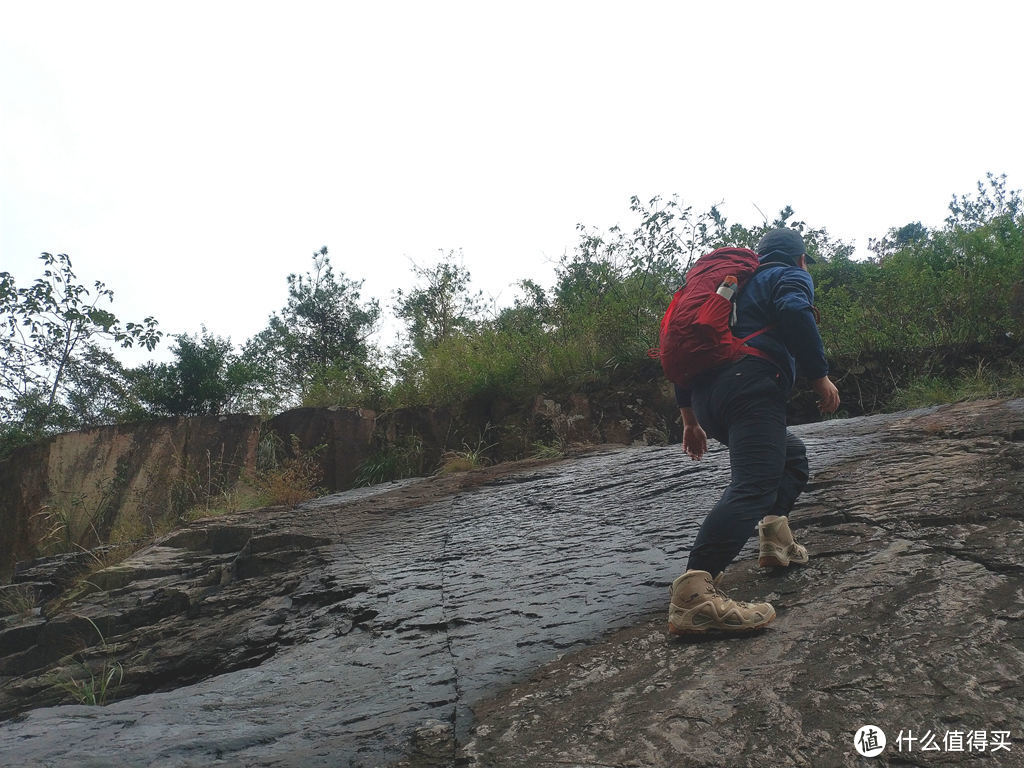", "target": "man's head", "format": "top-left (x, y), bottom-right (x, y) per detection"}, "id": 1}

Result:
top-left (755, 228), bottom-right (815, 269)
